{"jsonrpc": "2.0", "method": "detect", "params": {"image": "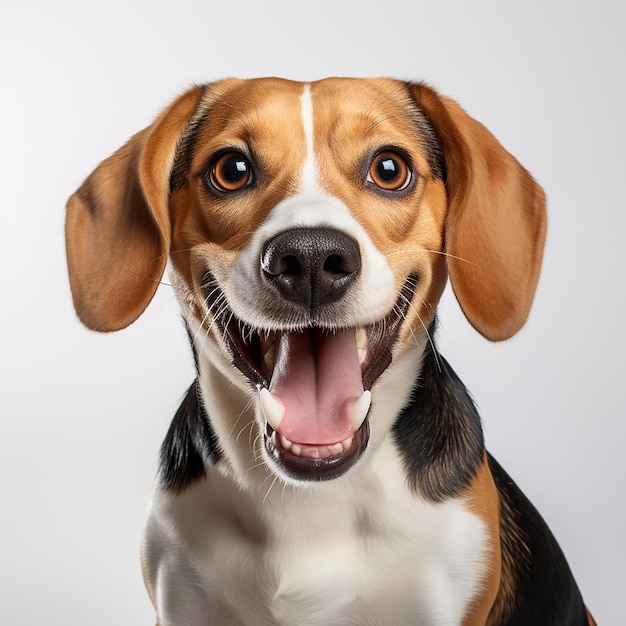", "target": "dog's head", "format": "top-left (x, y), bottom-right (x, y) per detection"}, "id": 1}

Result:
top-left (66, 78), bottom-right (546, 485)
